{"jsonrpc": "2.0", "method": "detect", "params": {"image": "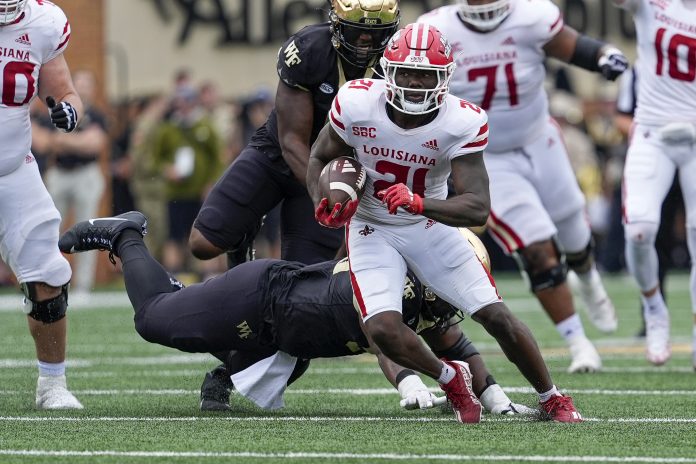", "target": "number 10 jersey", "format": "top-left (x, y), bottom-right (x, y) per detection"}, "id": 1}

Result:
top-left (0, 0), bottom-right (70, 176)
